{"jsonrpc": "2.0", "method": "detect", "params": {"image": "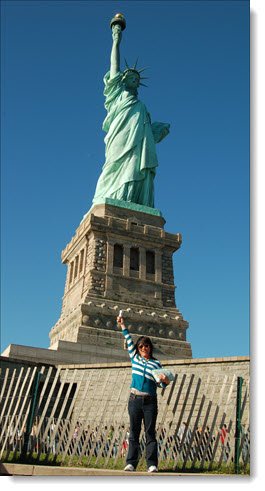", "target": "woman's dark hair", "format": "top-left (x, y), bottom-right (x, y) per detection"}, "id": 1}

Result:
top-left (135, 336), bottom-right (154, 358)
